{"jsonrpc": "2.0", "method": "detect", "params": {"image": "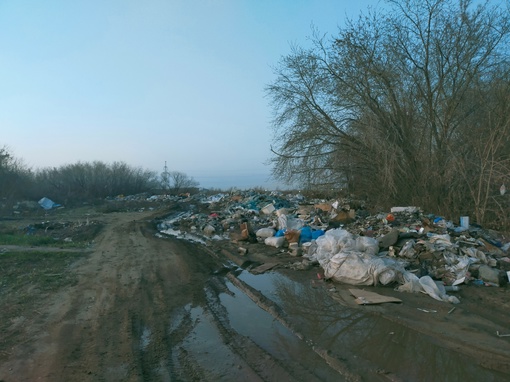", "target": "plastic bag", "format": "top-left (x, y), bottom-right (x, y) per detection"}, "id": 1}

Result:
top-left (256, 227), bottom-right (275, 238)
top-left (419, 276), bottom-right (460, 304)
top-left (277, 214), bottom-right (288, 230)
top-left (397, 271), bottom-right (423, 293)
top-left (355, 236), bottom-right (379, 256)
top-left (300, 226), bottom-right (313, 243)
top-left (399, 240), bottom-right (416, 258)
top-left (313, 229), bottom-right (354, 266)
top-left (312, 229), bottom-right (325, 240)
top-left (323, 252), bottom-right (400, 286)
top-left (264, 236), bottom-right (286, 248)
